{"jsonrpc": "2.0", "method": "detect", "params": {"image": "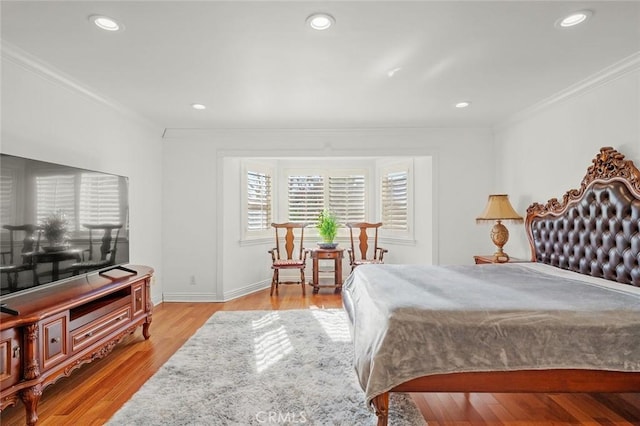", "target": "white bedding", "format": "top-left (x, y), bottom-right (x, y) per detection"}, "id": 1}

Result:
top-left (341, 263), bottom-right (640, 408)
